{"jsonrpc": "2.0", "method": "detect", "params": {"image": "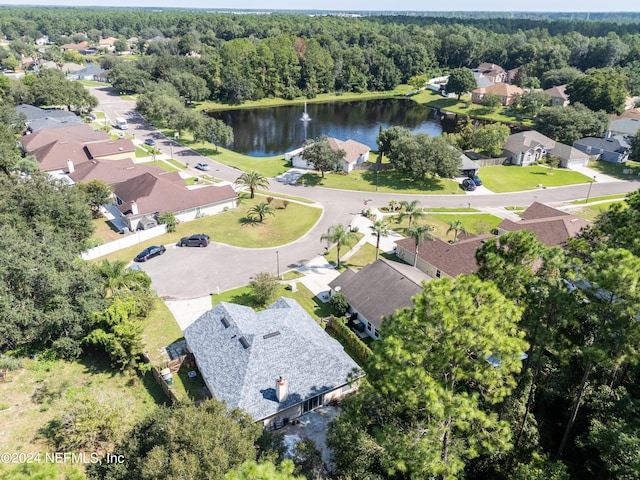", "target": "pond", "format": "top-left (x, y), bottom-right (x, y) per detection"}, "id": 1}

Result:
top-left (209, 98), bottom-right (446, 157)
